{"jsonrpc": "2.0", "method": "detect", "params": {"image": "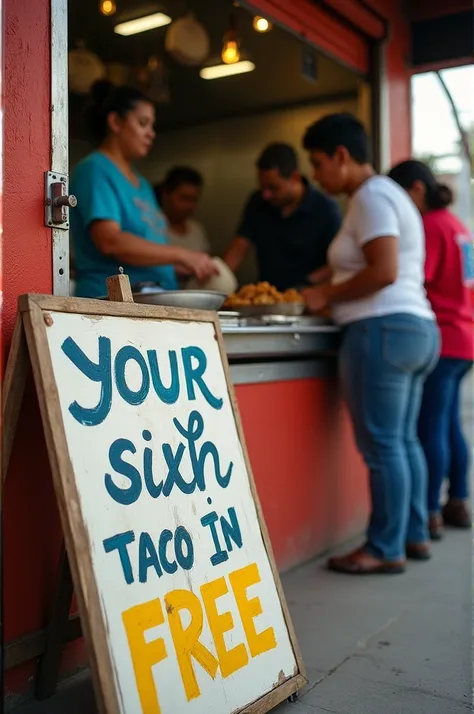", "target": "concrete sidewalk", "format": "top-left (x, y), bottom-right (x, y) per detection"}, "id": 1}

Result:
top-left (276, 529), bottom-right (472, 714)
top-left (8, 526), bottom-right (472, 714)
